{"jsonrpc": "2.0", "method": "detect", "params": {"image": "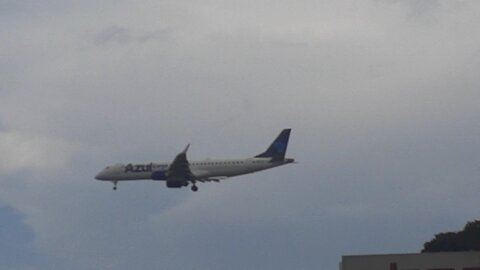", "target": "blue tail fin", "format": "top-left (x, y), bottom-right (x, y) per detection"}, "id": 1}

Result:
top-left (255, 129), bottom-right (291, 160)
